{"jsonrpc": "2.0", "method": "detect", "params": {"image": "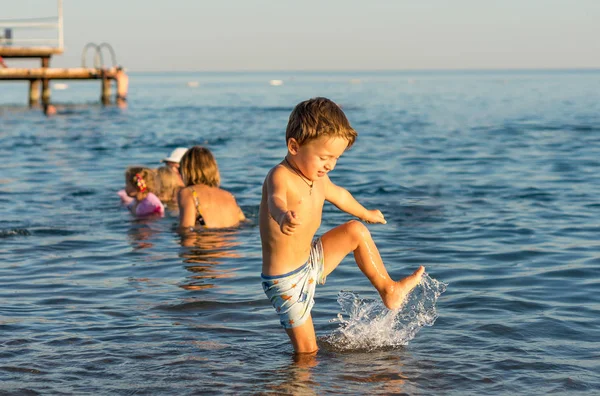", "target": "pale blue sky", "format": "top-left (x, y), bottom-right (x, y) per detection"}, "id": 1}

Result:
top-left (3, 0), bottom-right (600, 71)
